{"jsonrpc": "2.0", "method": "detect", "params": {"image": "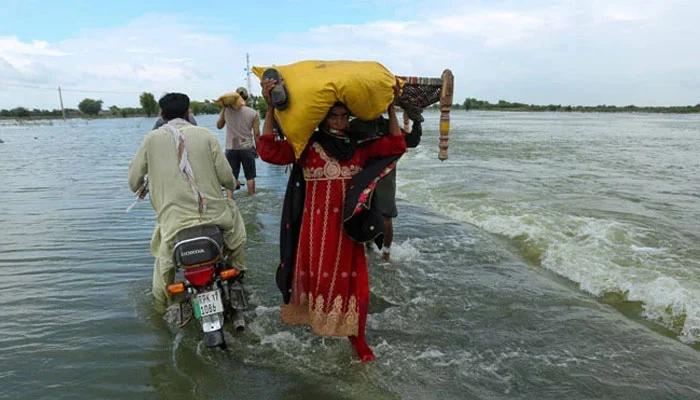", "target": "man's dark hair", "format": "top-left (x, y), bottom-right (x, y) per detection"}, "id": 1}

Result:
top-left (235, 87), bottom-right (249, 101)
top-left (159, 93), bottom-right (190, 120)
